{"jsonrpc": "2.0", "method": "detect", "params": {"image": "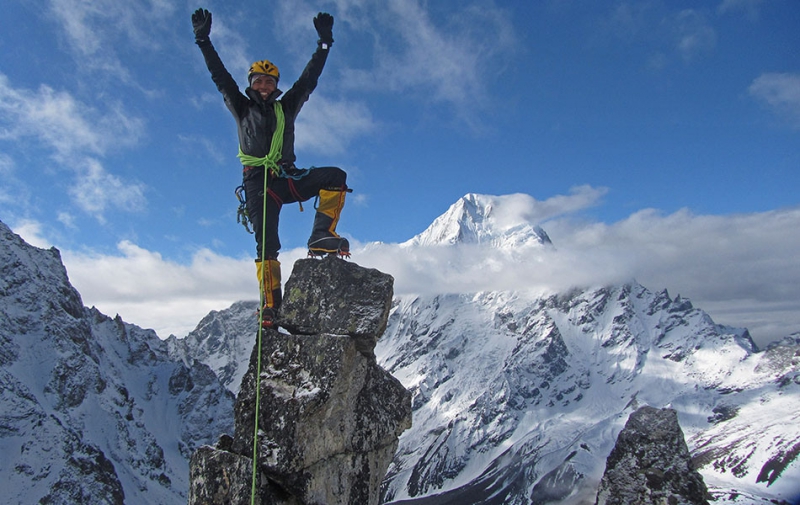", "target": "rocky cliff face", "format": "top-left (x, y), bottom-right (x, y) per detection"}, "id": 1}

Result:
top-left (188, 256), bottom-right (413, 505)
top-left (595, 406), bottom-right (710, 505)
top-left (170, 283), bottom-right (800, 505)
top-left (377, 285), bottom-right (800, 505)
top-left (167, 300), bottom-right (260, 393)
top-left (0, 220), bottom-right (234, 504)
